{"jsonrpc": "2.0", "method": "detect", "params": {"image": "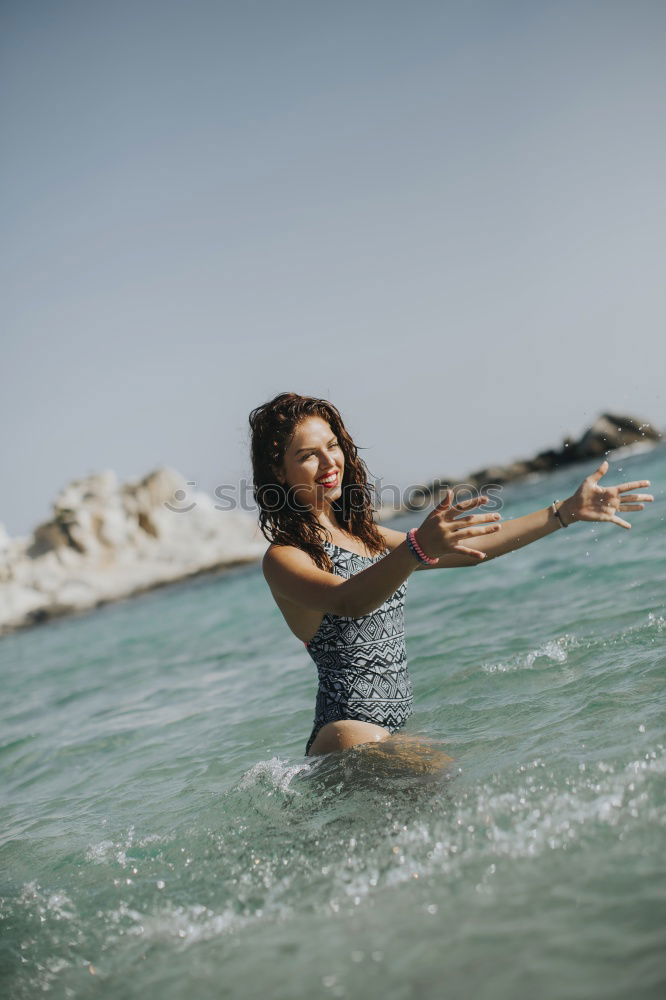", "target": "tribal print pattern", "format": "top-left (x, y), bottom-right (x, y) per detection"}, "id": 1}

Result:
top-left (304, 541), bottom-right (413, 754)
